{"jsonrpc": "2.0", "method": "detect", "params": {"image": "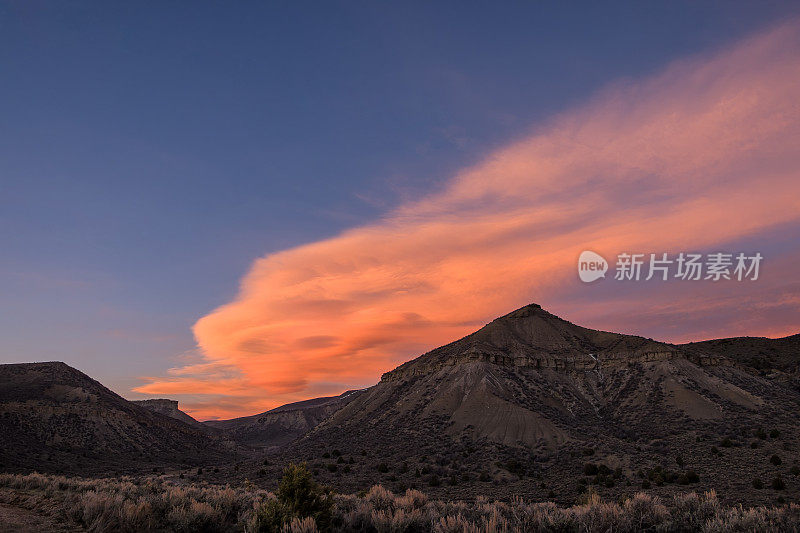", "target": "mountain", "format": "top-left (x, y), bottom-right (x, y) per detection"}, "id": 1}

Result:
top-left (682, 334), bottom-right (800, 388)
top-left (131, 398), bottom-right (207, 429)
top-left (205, 390), bottom-right (366, 448)
top-left (273, 304), bottom-right (800, 504)
top-left (0, 362), bottom-right (234, 474)
top-left (1, 305), bottom-right (797, 505)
